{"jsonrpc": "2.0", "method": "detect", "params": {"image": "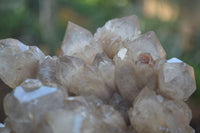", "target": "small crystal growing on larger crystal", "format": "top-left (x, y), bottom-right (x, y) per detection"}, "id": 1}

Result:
top-left (0, 15), bottom-right (197, 133)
